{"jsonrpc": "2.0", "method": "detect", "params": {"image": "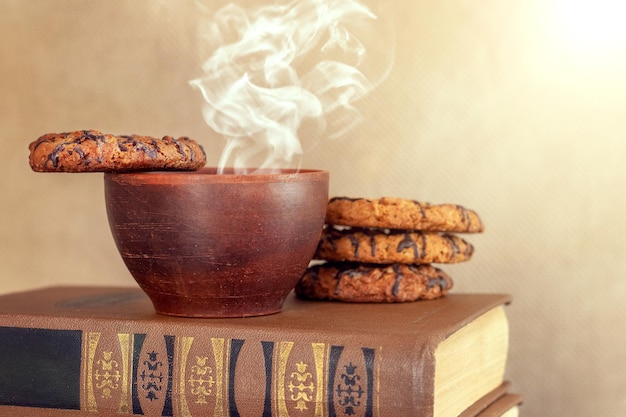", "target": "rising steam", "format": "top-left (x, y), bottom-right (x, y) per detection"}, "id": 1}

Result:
top-left (190, 0), bottom-right (391, 173)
